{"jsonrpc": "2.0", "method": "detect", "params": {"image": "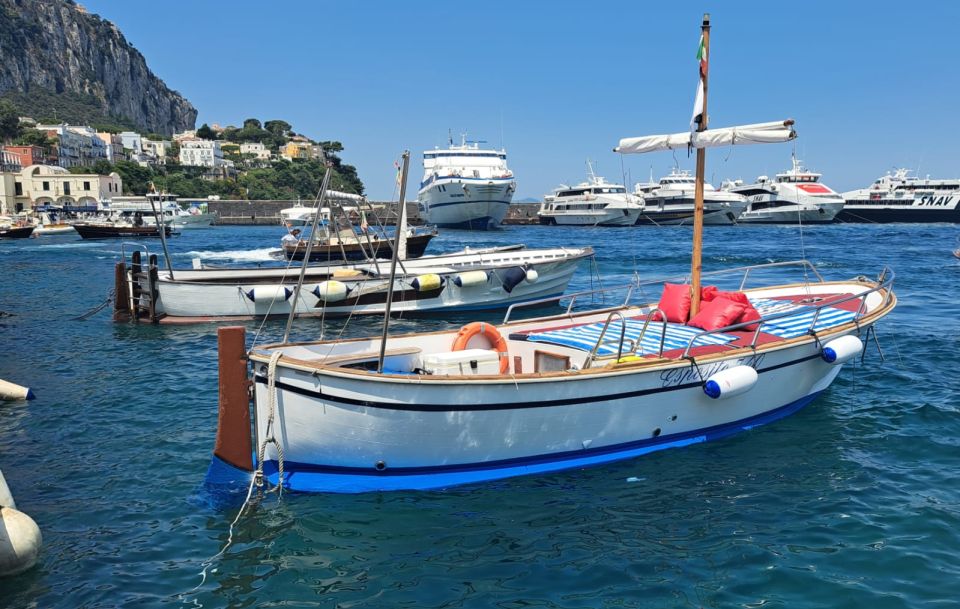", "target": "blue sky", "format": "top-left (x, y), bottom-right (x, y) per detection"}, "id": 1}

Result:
top-left (82, 1), bottom-right (959, 200)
